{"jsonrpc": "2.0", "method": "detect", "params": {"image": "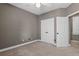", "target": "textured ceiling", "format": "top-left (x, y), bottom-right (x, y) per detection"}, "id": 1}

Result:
top-left (10, 3), bottom-right (71, 15)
